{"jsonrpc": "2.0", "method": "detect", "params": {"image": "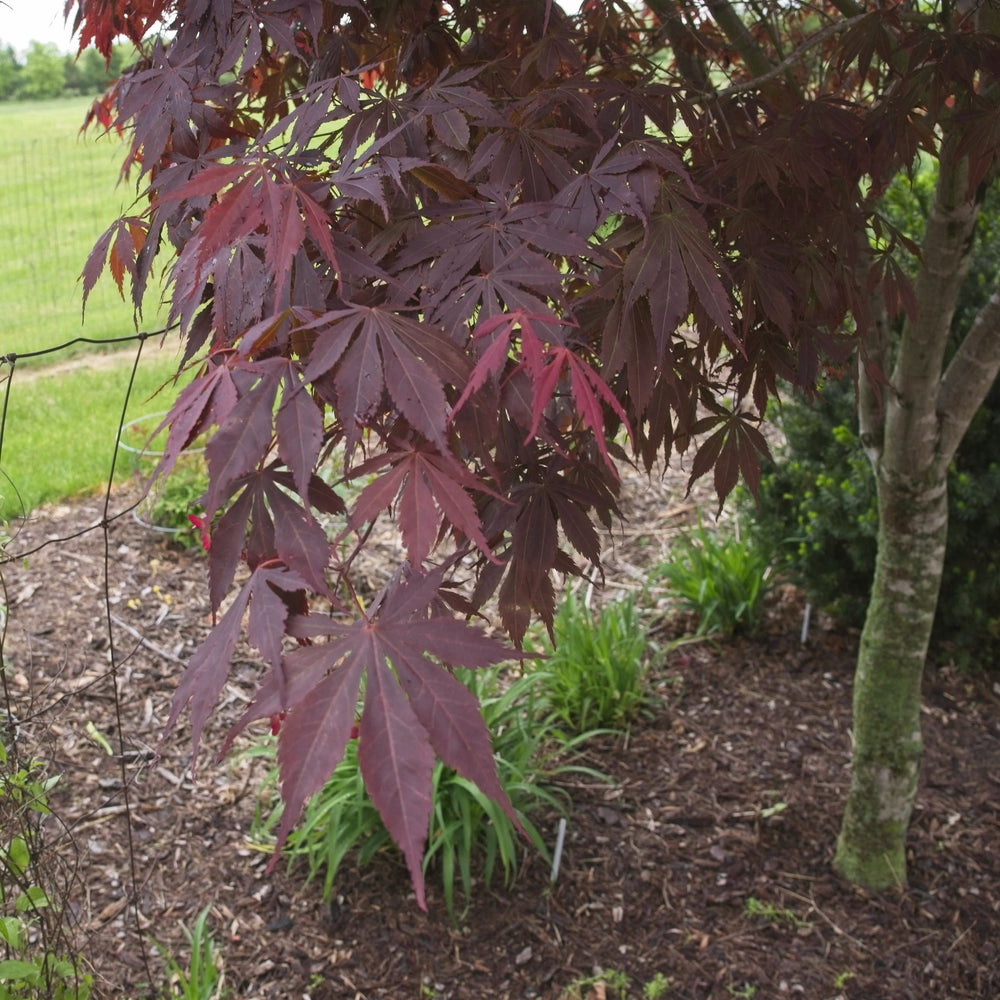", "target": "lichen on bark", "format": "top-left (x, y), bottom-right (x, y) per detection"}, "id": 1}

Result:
top-left (834, 466), bottom-right (949, 889)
